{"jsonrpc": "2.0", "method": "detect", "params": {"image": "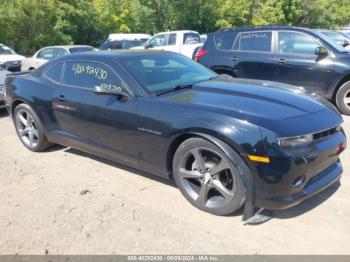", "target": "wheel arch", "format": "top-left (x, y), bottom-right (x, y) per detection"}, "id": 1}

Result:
top-left (332, 74), bottom-right (350, 101)
top-left (166, 131), bottom-right (256, 220)
top-left (10, 98), bottom-right (26, 117)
